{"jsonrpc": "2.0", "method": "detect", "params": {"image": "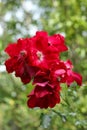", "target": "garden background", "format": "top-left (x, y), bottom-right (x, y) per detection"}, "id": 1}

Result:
top-left (0, 0), bottom-right (87, 130)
